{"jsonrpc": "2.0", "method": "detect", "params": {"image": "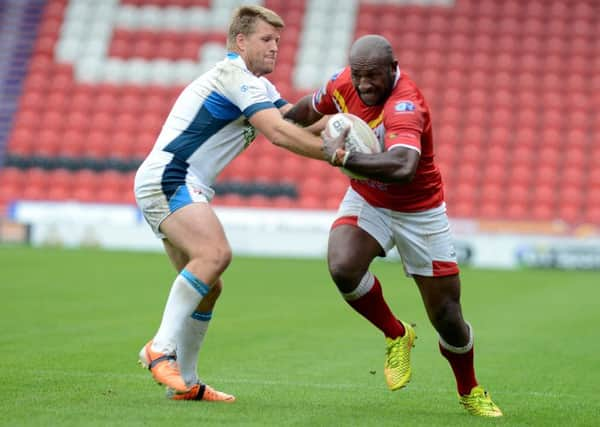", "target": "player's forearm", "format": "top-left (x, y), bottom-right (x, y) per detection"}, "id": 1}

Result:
top-left (283, 95), bottom-right (321, 127)
top-left (304, 115), bottom-right (329, 135)
top-left (269, 120), bottom-right (327, 160)
top-left (343, 151), bottom-right (418, 183)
